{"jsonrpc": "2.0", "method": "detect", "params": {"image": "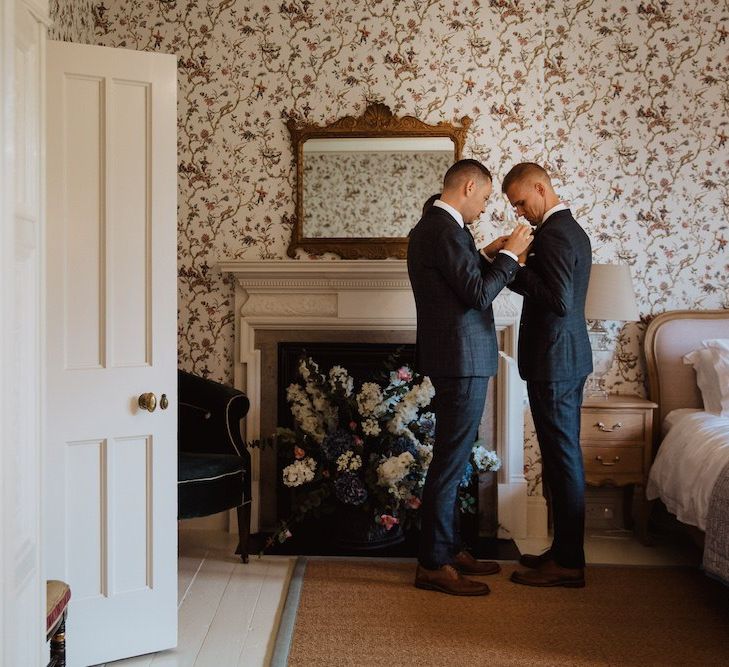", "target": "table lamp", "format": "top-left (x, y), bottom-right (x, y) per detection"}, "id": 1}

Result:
top-left (584, 264), bottom-right (640, 398)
